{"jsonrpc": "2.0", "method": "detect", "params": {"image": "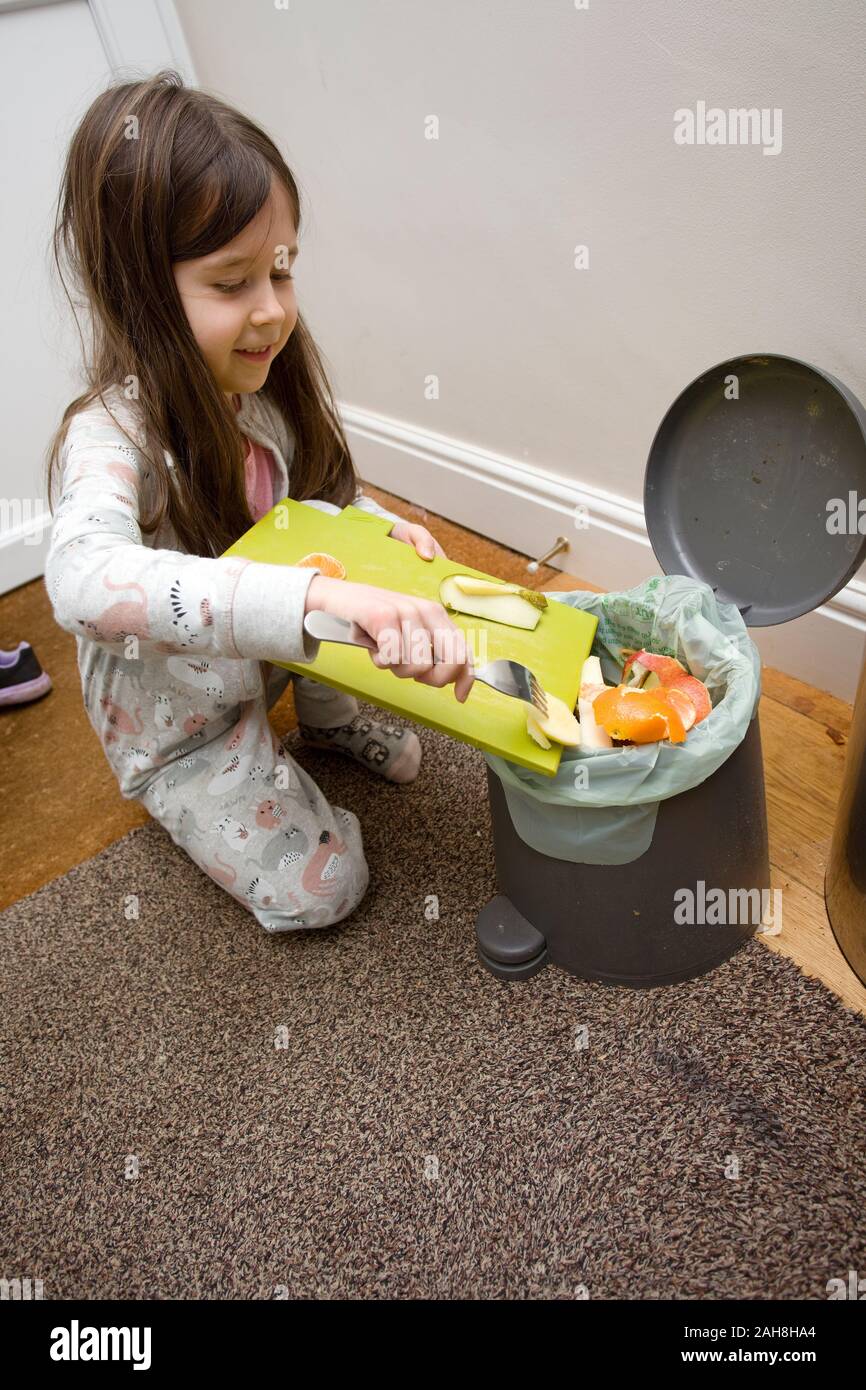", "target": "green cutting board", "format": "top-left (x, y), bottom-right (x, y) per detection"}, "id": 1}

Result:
top-left (223, 500), bottom-right (598, 776)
